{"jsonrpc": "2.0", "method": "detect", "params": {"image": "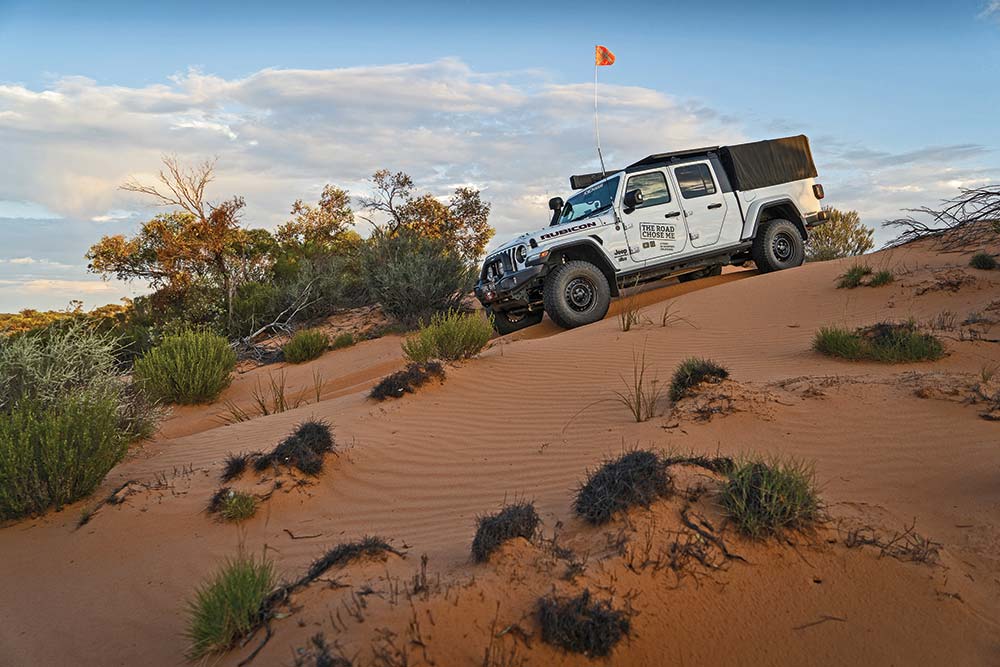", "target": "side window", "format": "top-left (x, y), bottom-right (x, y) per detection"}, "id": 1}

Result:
top-left (675, 163), bottom-right (717, 199)
top-left (624, 171), bottom-right (671, 208)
